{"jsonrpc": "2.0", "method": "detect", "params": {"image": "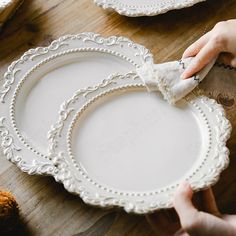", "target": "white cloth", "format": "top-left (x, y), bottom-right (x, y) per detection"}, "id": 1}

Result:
top-left (137, 57), bottom-right (216, 104)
